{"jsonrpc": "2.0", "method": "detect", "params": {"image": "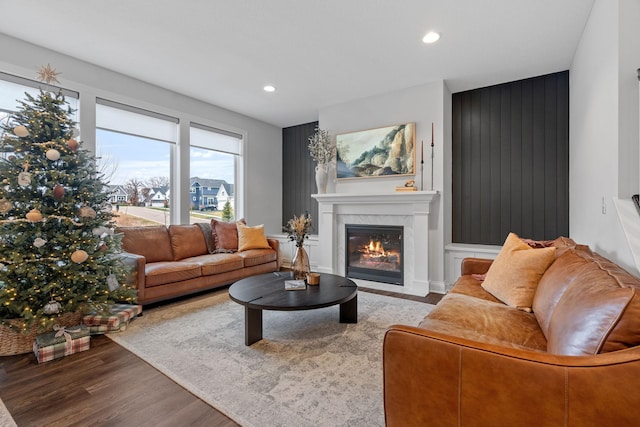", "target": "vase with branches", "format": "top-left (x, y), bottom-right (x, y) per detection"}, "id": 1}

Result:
top-left (308, 127), bottom-right (335, 194)
top-left (283, 213), bottom-right (312, 280)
